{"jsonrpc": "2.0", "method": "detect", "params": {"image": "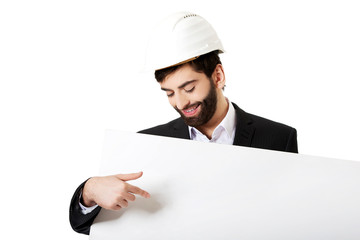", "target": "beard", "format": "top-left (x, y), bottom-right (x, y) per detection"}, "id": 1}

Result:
top-left (174, 81), bottom-right (217, 127)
